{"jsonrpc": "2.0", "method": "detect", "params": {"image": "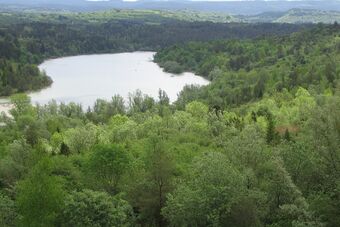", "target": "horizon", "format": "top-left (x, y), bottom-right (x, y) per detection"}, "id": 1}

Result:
top-left (1, 0), bottom-right (340, 14)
